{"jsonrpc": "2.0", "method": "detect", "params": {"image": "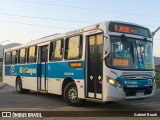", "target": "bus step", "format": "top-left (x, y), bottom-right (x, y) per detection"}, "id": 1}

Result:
top-left (39, 90), bottom-right (48, 93)
top-left (85, 98), bottom-right (104, 103)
